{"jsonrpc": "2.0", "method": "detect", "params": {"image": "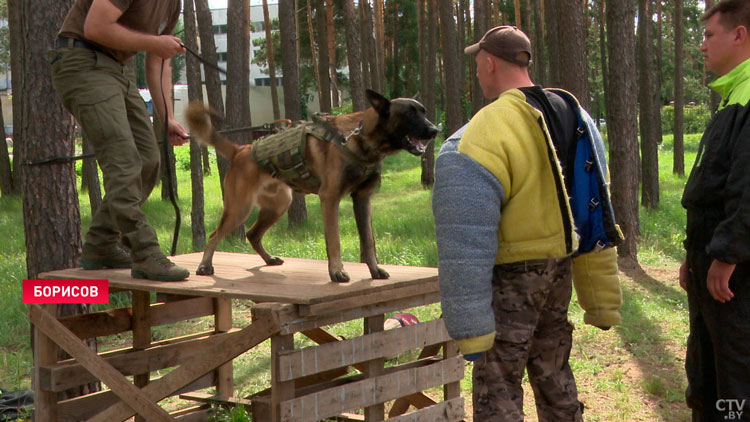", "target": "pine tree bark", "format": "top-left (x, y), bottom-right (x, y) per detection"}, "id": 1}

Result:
top-left (195, 0), bottom-right (229, 192)
top-left (343, 0), bottom-right (366, 111)
top-left (315, 0), bottom-right (332, 113)
top-left (374, 0), bottom-right (386, 93)
top-left (606, 0), bottom-right (640, 261)
top-left (420, 0), bottom-right (438, 187)
top-left (556, 0), bottom-right (588, 108)
top-left (225, 0), bottom-right (252, 241)
top-left (545, 0), bottom-right (561, 86)
top-left (279, 0), bottom-right (308, 226)
top-left (531, 0), bottom-right (546, 86)
top-left (263, 0), bottom-right (281, 120)
top-left (325, 0), bottom-right (340, 107)
top-left (638, 0), bottom-right (659, 208)
top-left (20, 0), bottom-right (99, 399)
top-left (472, 0), bottom-right (489, 113)
top-left (673, 0), bottom-right (685, 176)
top-left (184, 0), bottom-right (207, 252)
top-left (358, 1), bottom-right (372, 90)
top-left (438, 0), bottom-right (463, 135)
